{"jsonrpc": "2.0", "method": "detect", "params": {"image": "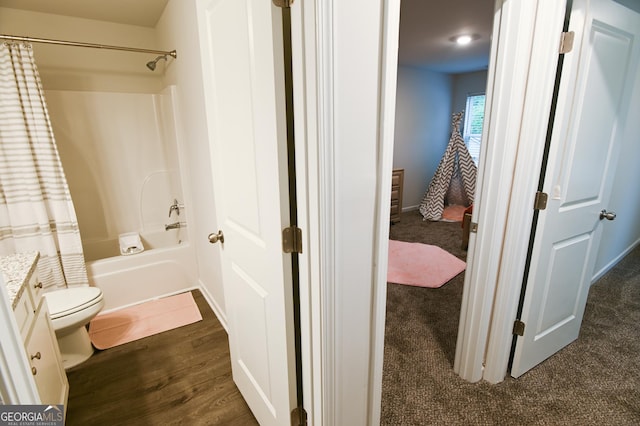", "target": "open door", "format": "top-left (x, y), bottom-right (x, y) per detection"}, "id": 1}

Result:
top-left (511, 0), bottom-right (640, 377)
top-left (197, 0), bottom-right (297, 424)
